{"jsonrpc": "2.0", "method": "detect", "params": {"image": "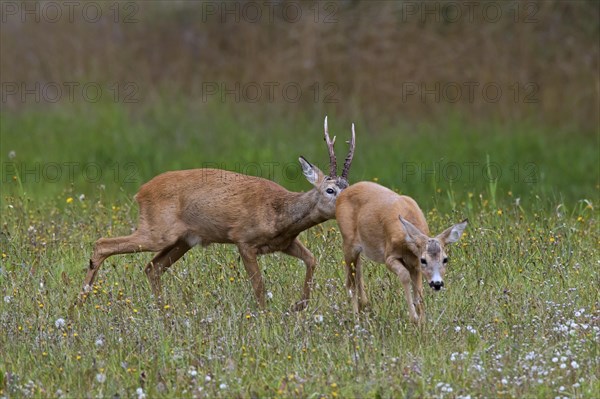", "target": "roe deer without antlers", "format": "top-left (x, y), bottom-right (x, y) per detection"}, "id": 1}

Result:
top-left (335, 182), bottom-right (467, 323)
top-left (80, 117), bottom-right (356, 311)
